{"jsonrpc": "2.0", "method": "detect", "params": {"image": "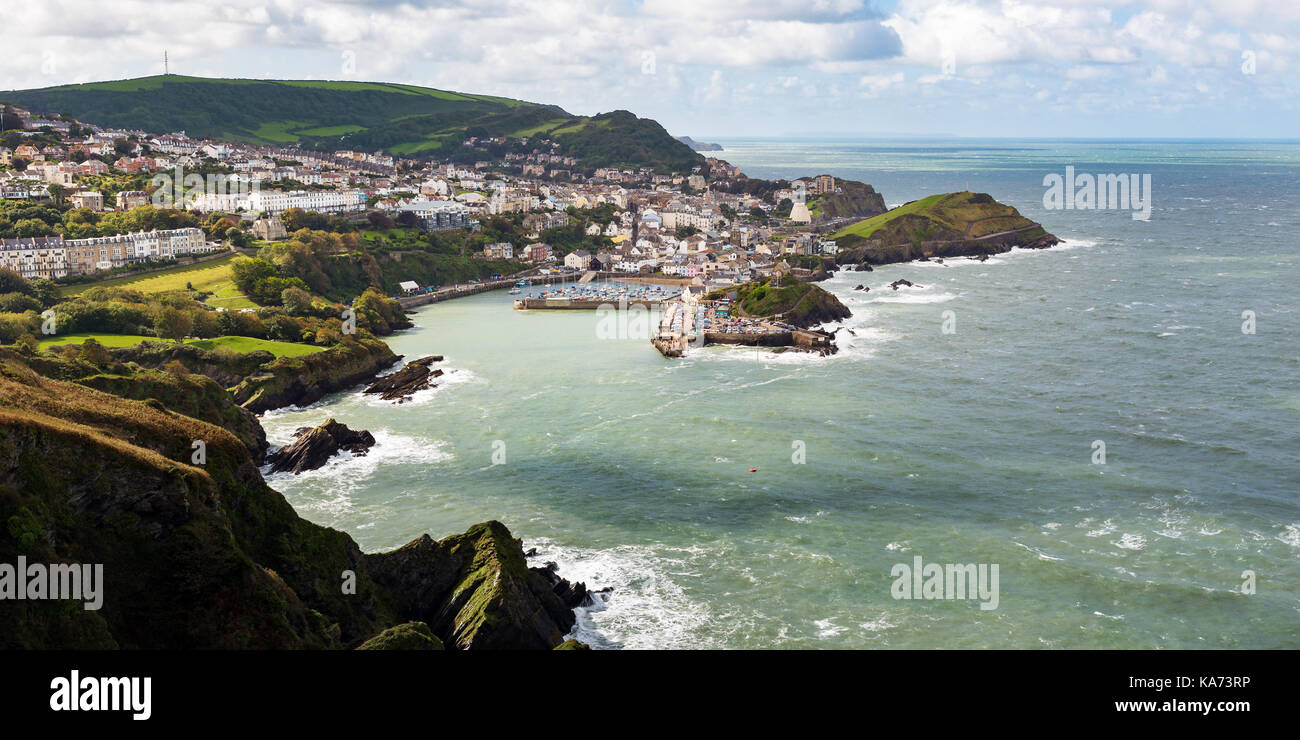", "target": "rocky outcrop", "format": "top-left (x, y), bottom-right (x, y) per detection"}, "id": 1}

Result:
top-left (0, 349), bottom-right (592, 651)
top-left (364, 355), bottom-right (443, 403)
top-left (232, 337), bottom-right (399, 413)
top-left (889, 279), bottom-right (919, 290)
top-left (533, 560), bottom-right (591, 610)
top-left (833, 191), bottom-right (1059, 269)
top-left (266, 418), bottom-right (375, 474)
top-left (356, 622), bottom-right (444, 651)
top-left (365, 521), bottom-right (581, 650)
